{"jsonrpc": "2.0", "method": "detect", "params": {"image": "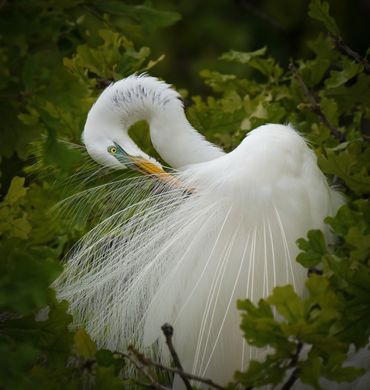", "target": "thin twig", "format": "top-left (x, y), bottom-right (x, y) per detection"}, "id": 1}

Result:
top-left (119, 350), bottom-right (170, 390)
top-left (281, 342), bottom-right (303, 390)
top-left (281, 368), bottom-right (299, 390)
top-left (128, 345), bottom-right (227, 390)
top-left (289, 62), bottom-right (344, 142)
top-left (331, 35), bottom-right (370, 73)
top-left (161, 323), bottom-right (192, 390)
